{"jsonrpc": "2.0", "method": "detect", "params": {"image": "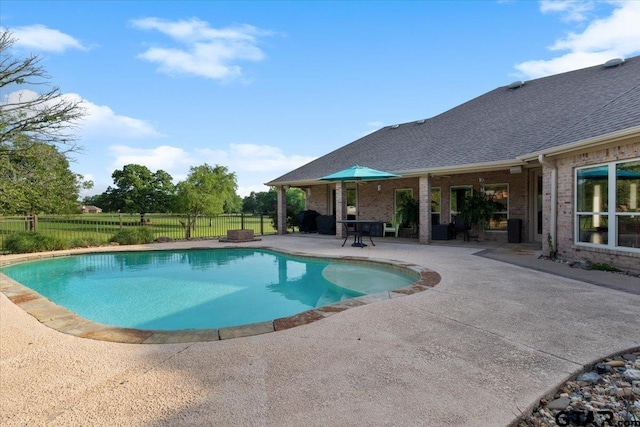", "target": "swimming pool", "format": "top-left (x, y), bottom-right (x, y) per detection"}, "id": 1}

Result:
top-left (0, 248), bottom-right (419, 331)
